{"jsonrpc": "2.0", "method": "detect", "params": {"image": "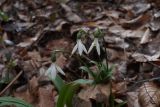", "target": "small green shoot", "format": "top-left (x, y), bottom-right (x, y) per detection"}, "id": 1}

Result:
top-left (0, 52), bottom-right (17, 84)
top-left (0, 11), bottom-right (9, 22)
